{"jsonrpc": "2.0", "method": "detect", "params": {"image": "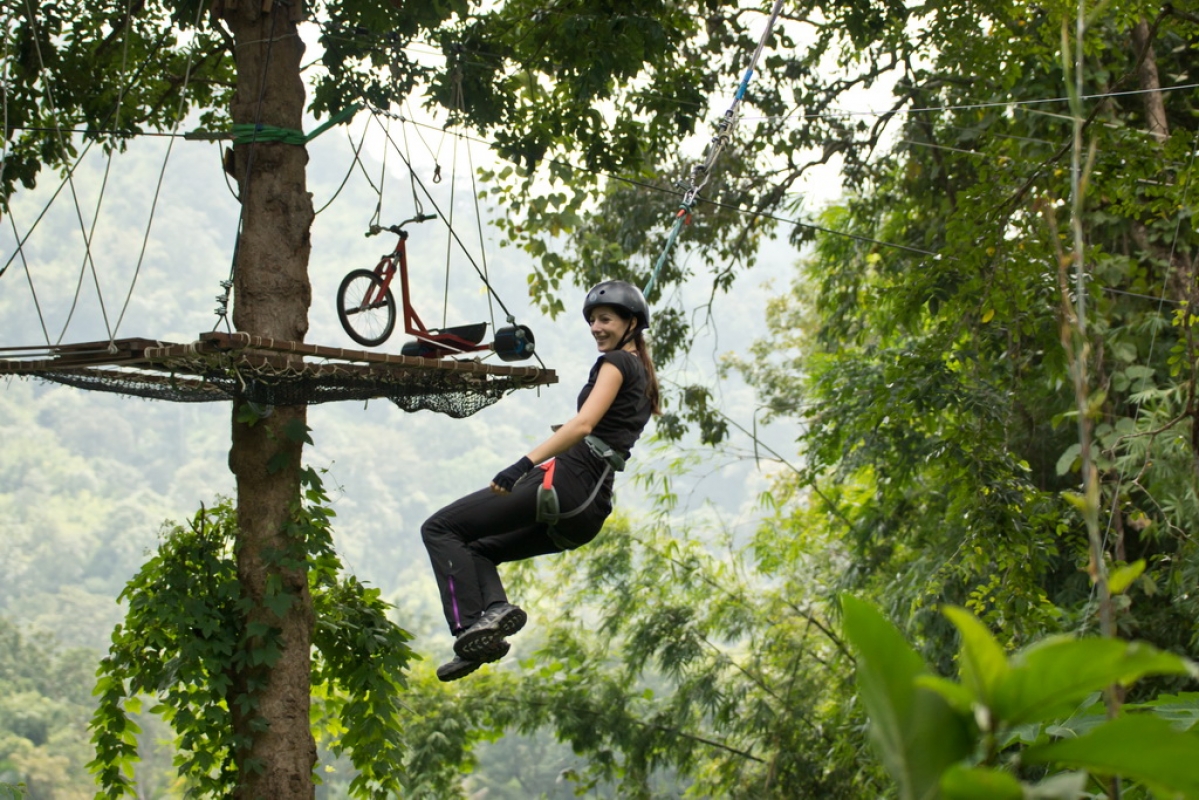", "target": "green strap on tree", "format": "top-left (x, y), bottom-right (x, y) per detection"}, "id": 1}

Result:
top-left (228, 102), bottom-right (362, 146)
